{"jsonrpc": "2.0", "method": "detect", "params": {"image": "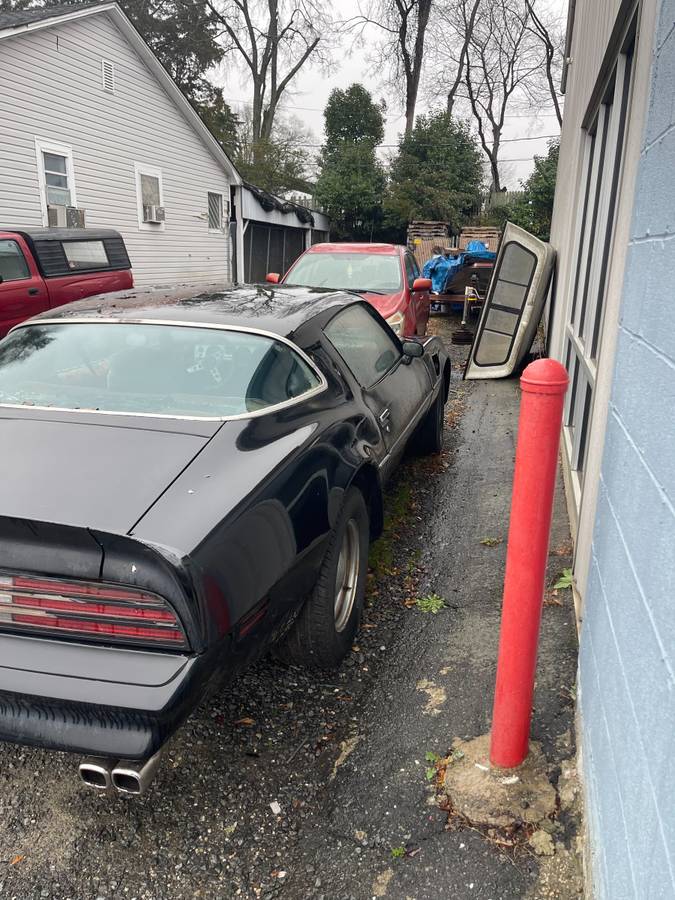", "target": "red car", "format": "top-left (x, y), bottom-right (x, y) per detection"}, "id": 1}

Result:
top-left (266, 243), bottom-right (432, 337)
top-left (0, 228), bottom-right (133, 338)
